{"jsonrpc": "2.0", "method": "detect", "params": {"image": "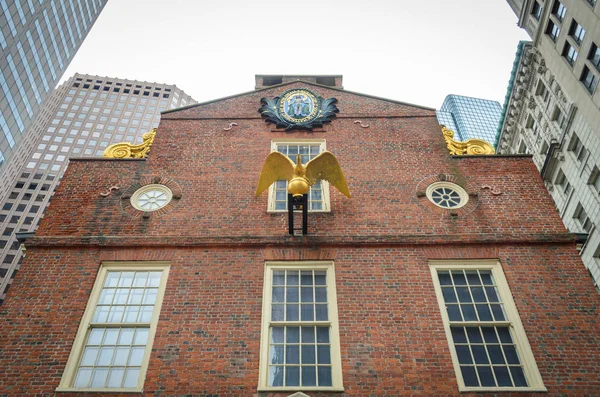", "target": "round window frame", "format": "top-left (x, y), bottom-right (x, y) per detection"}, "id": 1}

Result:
top-left (425, 182), bottom-right (469, 209)
top-left (130, 184), bottom-right (173, 212)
